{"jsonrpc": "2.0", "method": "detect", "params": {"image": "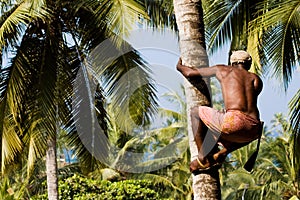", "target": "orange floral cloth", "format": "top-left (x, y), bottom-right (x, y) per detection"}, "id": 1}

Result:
top-left (198, 106), bottom-right (261, 143)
